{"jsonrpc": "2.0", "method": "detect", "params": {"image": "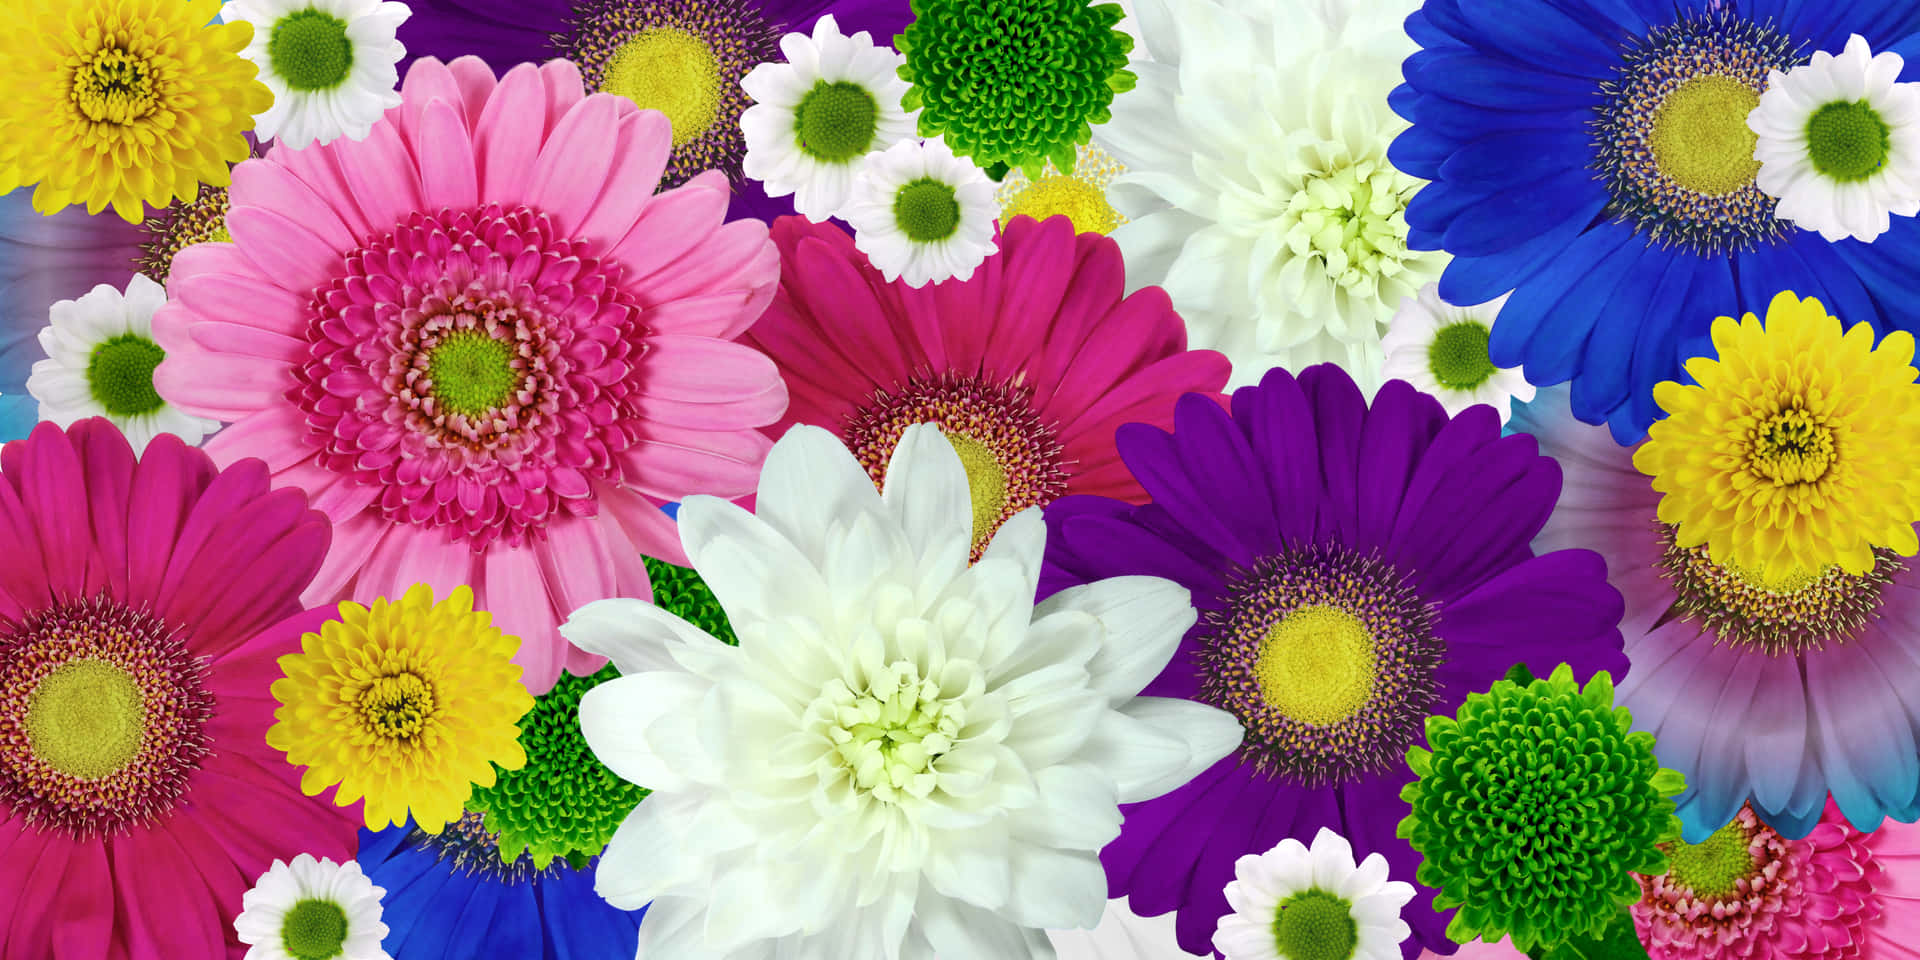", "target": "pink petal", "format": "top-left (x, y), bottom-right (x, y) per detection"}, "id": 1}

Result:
top-left (122, 433), bottom-right (218, 611)
top-left (200, 405), bottom-right (318, 473)
top-left (350, 523), bottom-right (473, 605)
top-left (415, 97), bottom-right (478, 212)
top-left (184, 319), bottom-right (307, 363)
top-left (445, 55), bottom-right (501, 126)
top-left (224, 205), bottom-right (346, 296)
top-left (634, 216), bottom-right (778, 309)
top-left (598, 483), bottom-right (688, 565)
top-left (229, 160), bottom-right (356, 258)
top-left (71, 419), bottom-right (138, 600)
top-left (482, 540), bottom-right (561, 693)
top-left (609, 170), bottom-right (730, 283)
top-left (538, 59), bottom-right (586, 138)
top-left (575, 108), bottom-right (671, 246)
top-left (526, 93), bottom-right (623, 235)
top-left (152, 338), bottom-right (293, 422)
top-left (474, 62), bottom-right (550, 203)
top-left (638, 335), bottom-right (783, 402)
top-left (172, 269), bottom-right (309, 338)
top-left (617, 420), bottom-right (772, 501)
top-left (302, 509), bottom-right (391, 604)
top-left (0, 827), bottom-right (64, 959)
top-left (634, 378), bottom-right (787, 431)
top-left (337, 119), bottom-right (424, 236)
top-left (394, 56), bottom-right (465, 148)
top-left (16, 421), bottom-right (91, 600)
top-left (48, 832), bottom-right (113, 960)
top-left (274, 141), bottom-right (375, 242)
